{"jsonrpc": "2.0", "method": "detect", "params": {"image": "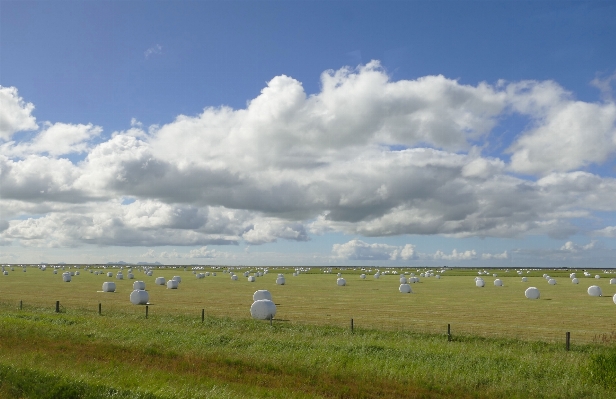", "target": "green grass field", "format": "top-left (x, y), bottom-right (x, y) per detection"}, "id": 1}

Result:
top-left (0, 265), bottom-right (615, 398)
